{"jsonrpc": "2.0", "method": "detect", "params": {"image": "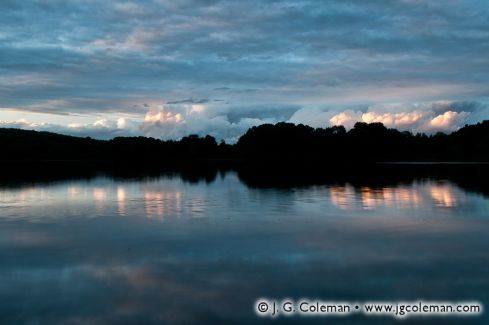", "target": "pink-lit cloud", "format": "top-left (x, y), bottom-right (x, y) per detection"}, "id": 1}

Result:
top-left (327, 102), bottom-right (471, 134)
top-left (0, 100), bottom-right (480, 141)
top-left (428, 111), bottom-right (470, 131)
